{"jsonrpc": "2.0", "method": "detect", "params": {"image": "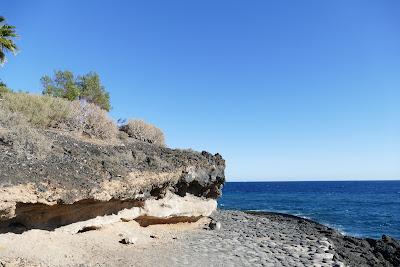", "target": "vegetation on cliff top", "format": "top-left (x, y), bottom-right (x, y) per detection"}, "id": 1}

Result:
top-left (1, 93), bottom-right (117, 139)
top-left (41, 70), bottom-right (111, 111)
top-left (0, 92), bottom-right (165, 145)
top-left (0, 92), bottom-right (166, 158)
top-left (120, 119), bottom-right (165, 146)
